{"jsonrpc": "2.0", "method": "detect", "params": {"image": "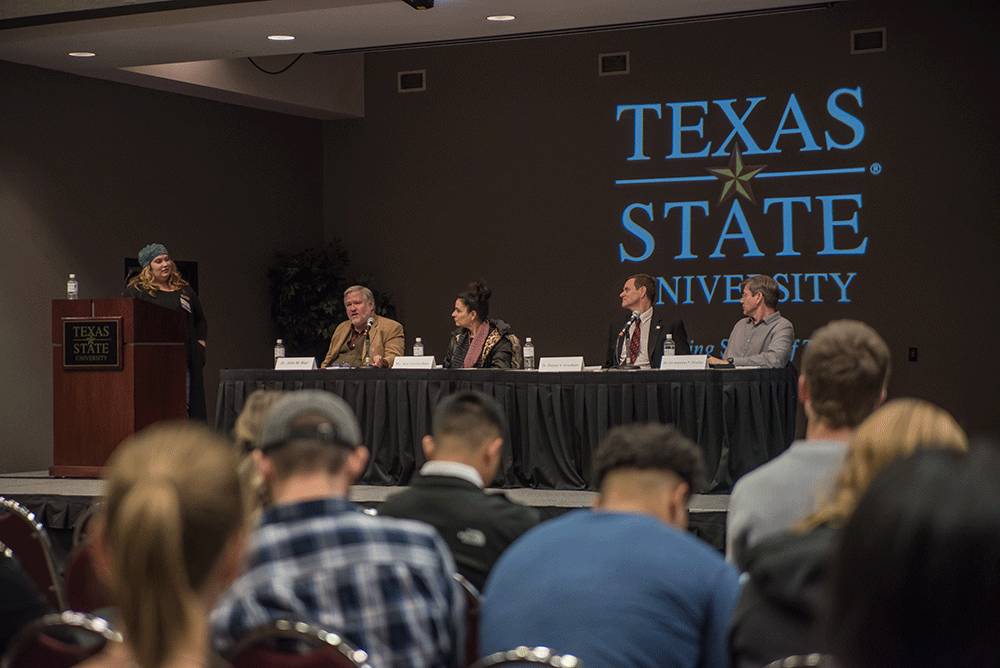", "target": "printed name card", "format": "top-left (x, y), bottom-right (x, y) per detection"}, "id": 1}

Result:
top-left (275, 357), bottom-right (317, 370)
top-left (392, 356), bottom-right (436, 369)
top-left (659, 354), bottom-right (708, 370)
top-left (538, 356), bottom-right (585, 372)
